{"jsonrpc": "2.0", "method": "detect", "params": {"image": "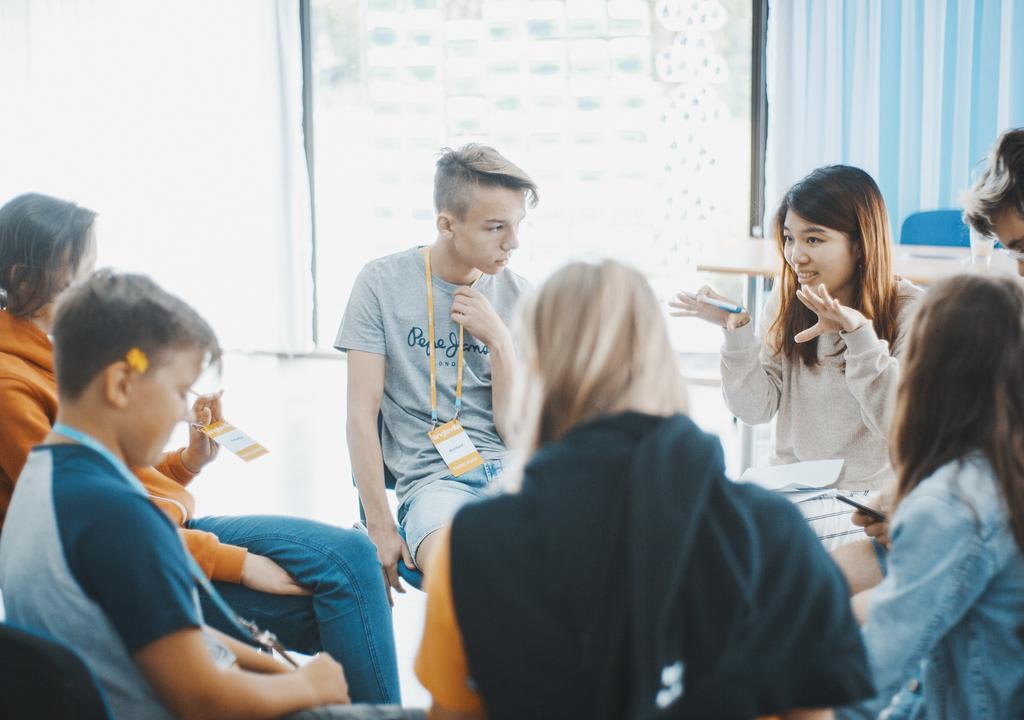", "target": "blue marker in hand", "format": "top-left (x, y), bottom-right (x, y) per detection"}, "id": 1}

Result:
top-left (680, 291), bottom-right (744, 314)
